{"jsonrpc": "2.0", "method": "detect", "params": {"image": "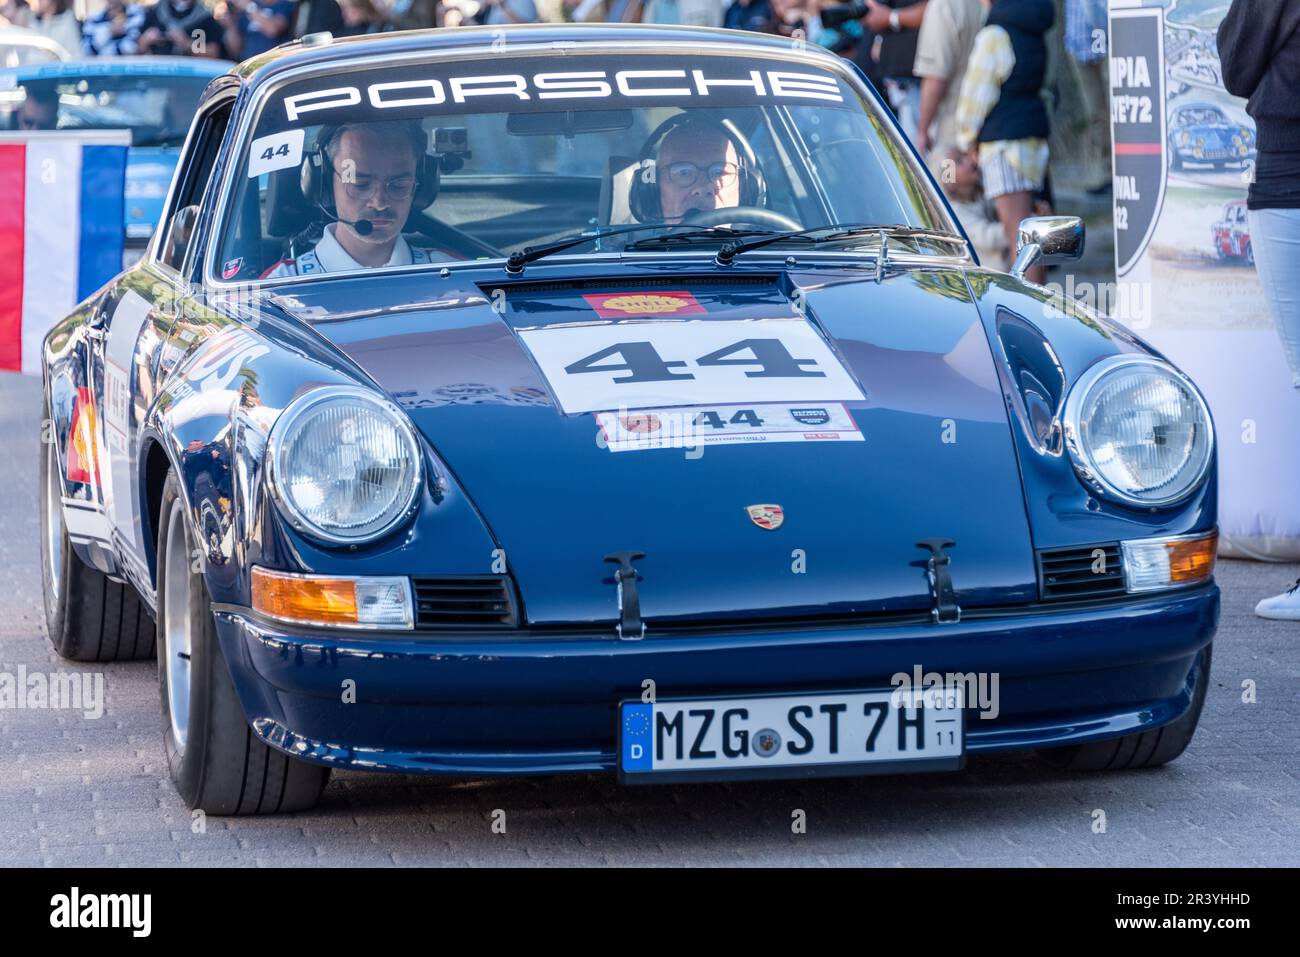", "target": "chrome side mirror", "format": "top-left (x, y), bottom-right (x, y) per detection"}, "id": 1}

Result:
top-left (1010, 215), bottom-right (1085, 280)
